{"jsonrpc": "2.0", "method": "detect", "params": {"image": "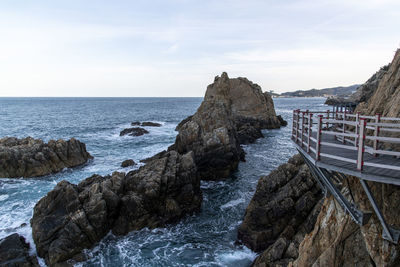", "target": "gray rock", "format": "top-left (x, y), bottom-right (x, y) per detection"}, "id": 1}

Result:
top-left (120, 159), bottom-right (136, 168)
top-left (237, 154), bottom-right (322, 266)
top-left (0, 137), bottom-right (92, 178)
top-left (31, 151), bottom-right (201, 266)
top-left (0, 233), bottom-right (39, 267)
top-left (119, 127), bottom-right (149, 136)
